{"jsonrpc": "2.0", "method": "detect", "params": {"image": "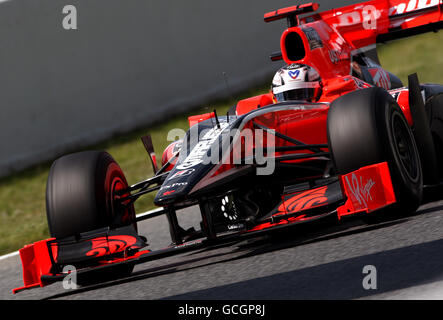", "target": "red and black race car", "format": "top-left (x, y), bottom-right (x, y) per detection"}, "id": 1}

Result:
top-left (13, 0), bottom-right (443, 293)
